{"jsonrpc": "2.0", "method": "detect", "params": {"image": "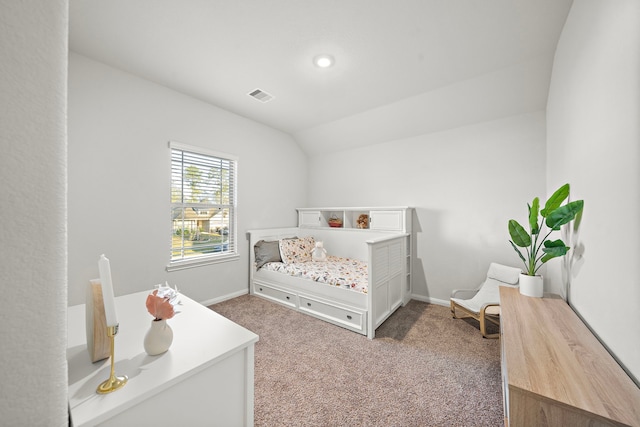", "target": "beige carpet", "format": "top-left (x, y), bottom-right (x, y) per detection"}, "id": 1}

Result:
top-left (210, 295), bottom-right (503, 427)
